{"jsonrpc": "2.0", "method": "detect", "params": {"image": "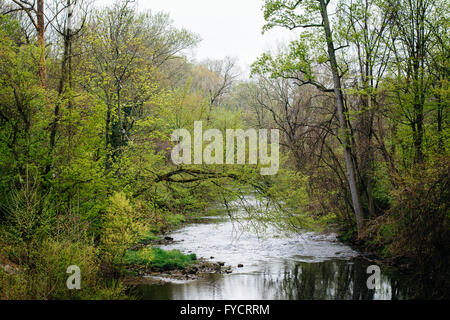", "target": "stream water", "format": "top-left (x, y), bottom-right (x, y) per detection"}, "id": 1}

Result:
top-left (134, 207), bottom-right (414, 300)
